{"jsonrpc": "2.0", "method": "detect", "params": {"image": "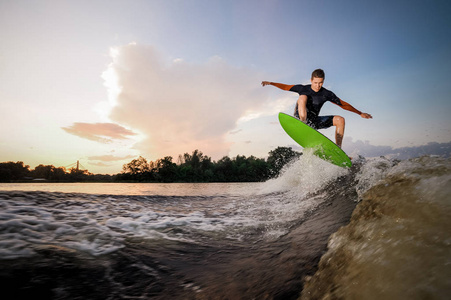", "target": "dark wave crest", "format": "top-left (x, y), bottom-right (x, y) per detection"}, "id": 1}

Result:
top-left (302, 156), bottom-right (451, 300)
